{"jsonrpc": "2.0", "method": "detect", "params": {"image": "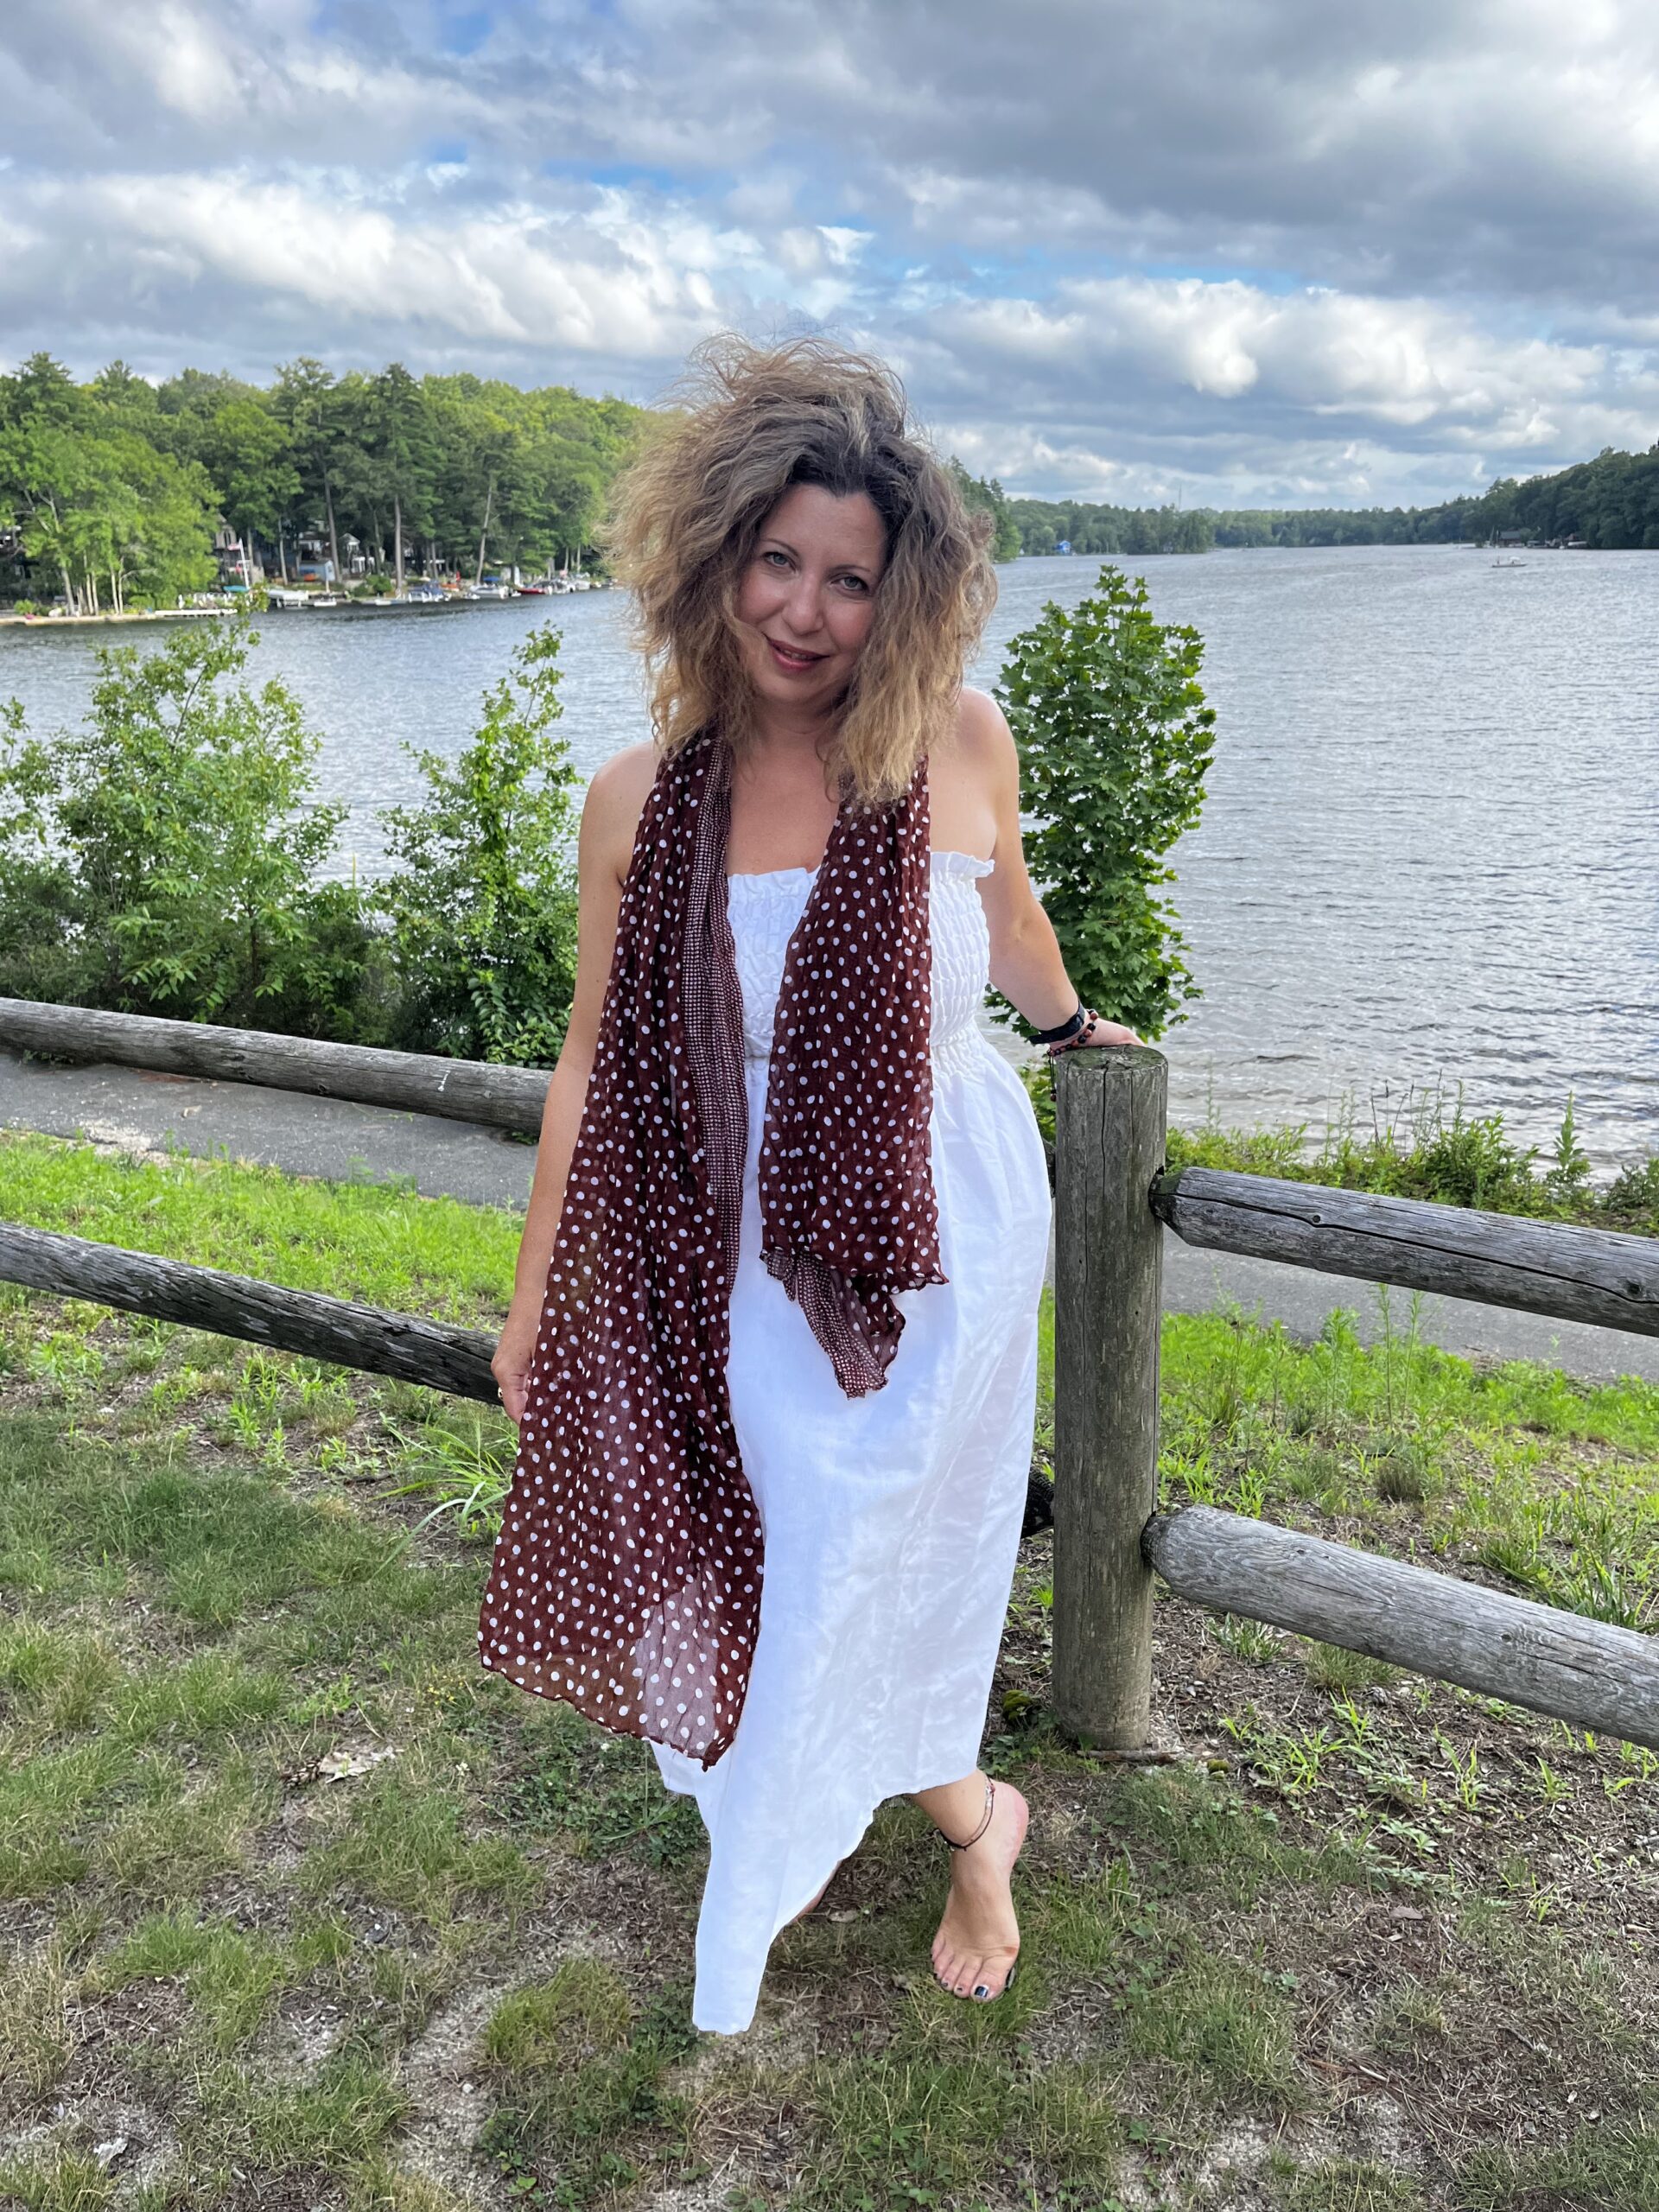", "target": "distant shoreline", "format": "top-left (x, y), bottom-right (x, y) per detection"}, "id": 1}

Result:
top-left (0, 608), bottom-right (231, 630)
top-left (0, 596), bottom-right (566, 632)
